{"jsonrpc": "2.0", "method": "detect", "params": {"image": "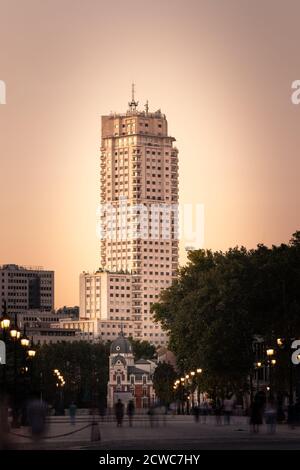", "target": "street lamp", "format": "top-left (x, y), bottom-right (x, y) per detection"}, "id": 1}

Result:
top-left (256, 361), bottom-right (262, 392)
top-left (0, 301), bottom-right (10, 393)
top-left (0, 300), bottom-right (10, 330)
top-left (20, 326), bottom-right (30, 348)
top-left (266, 349), bottom-right (276, 398)
top-left (27, 347), bottom-right (36, 358)
top-left (0, 316), bottom-right (10, 330)
top-left (195, 368), bottom-right (203, 405)
top-left (20, 336), bottom-right (29, 348)
top-left (28, 338), bottom-right (36, 358)
top-left (10, 314), bottom-right (21, 428)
